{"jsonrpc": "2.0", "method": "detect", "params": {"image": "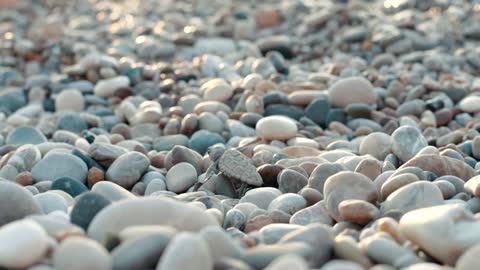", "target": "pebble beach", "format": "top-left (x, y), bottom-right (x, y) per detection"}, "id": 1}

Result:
top-left (1, 0), bottom-right (480, 269)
